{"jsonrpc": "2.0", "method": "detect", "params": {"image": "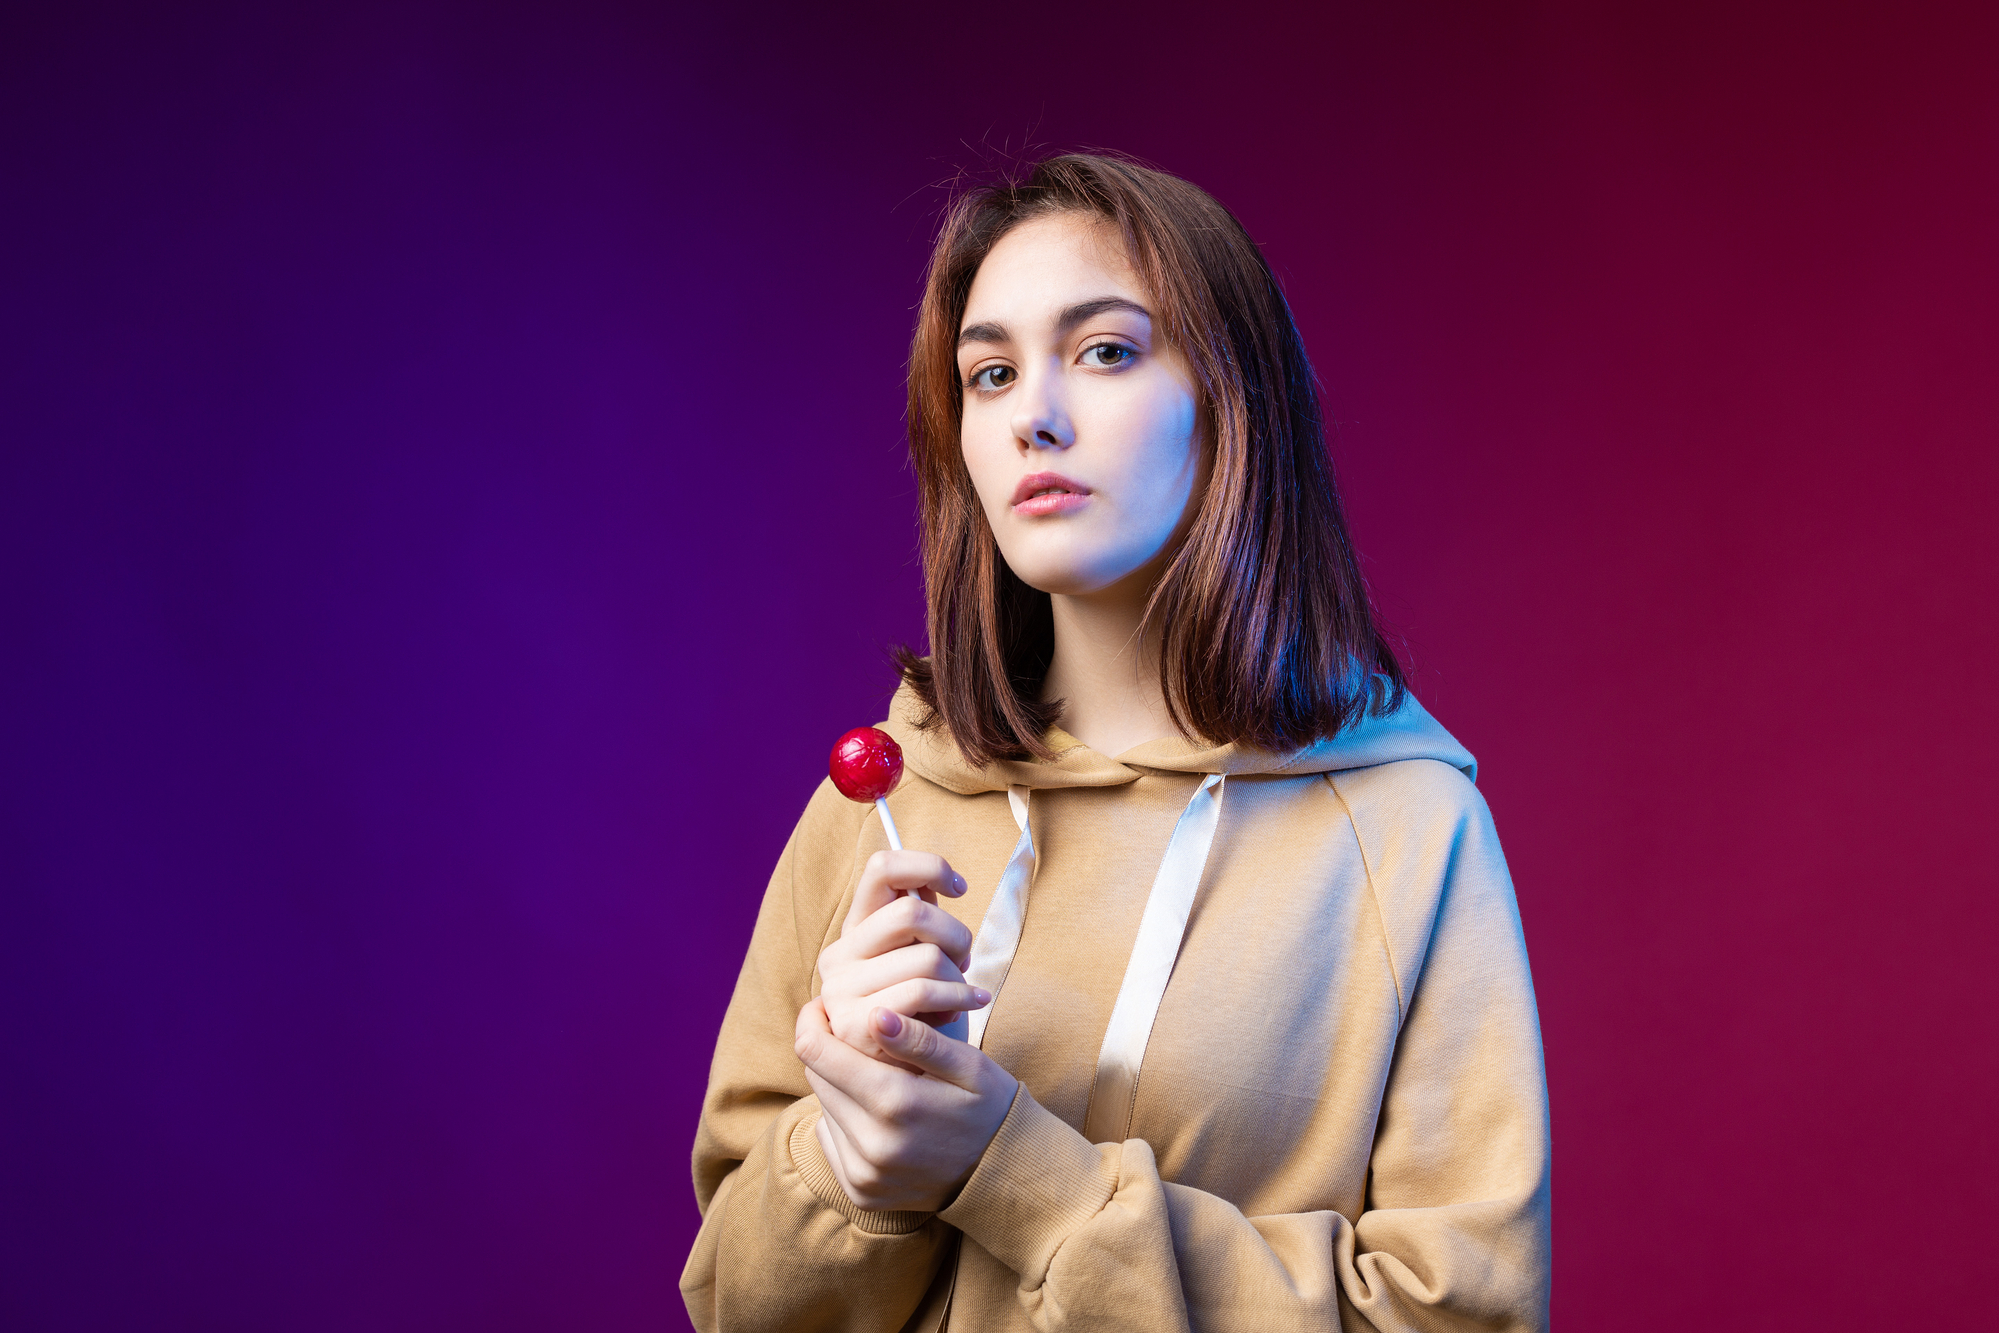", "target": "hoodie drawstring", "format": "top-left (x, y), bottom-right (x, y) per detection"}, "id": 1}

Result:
top-left (960, 773), bottom-right (1230, 1146)
top-left (1083, 772), bottom-right (1226, 1143)
top-left (962, 786), bottom-right (1034, 1049)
